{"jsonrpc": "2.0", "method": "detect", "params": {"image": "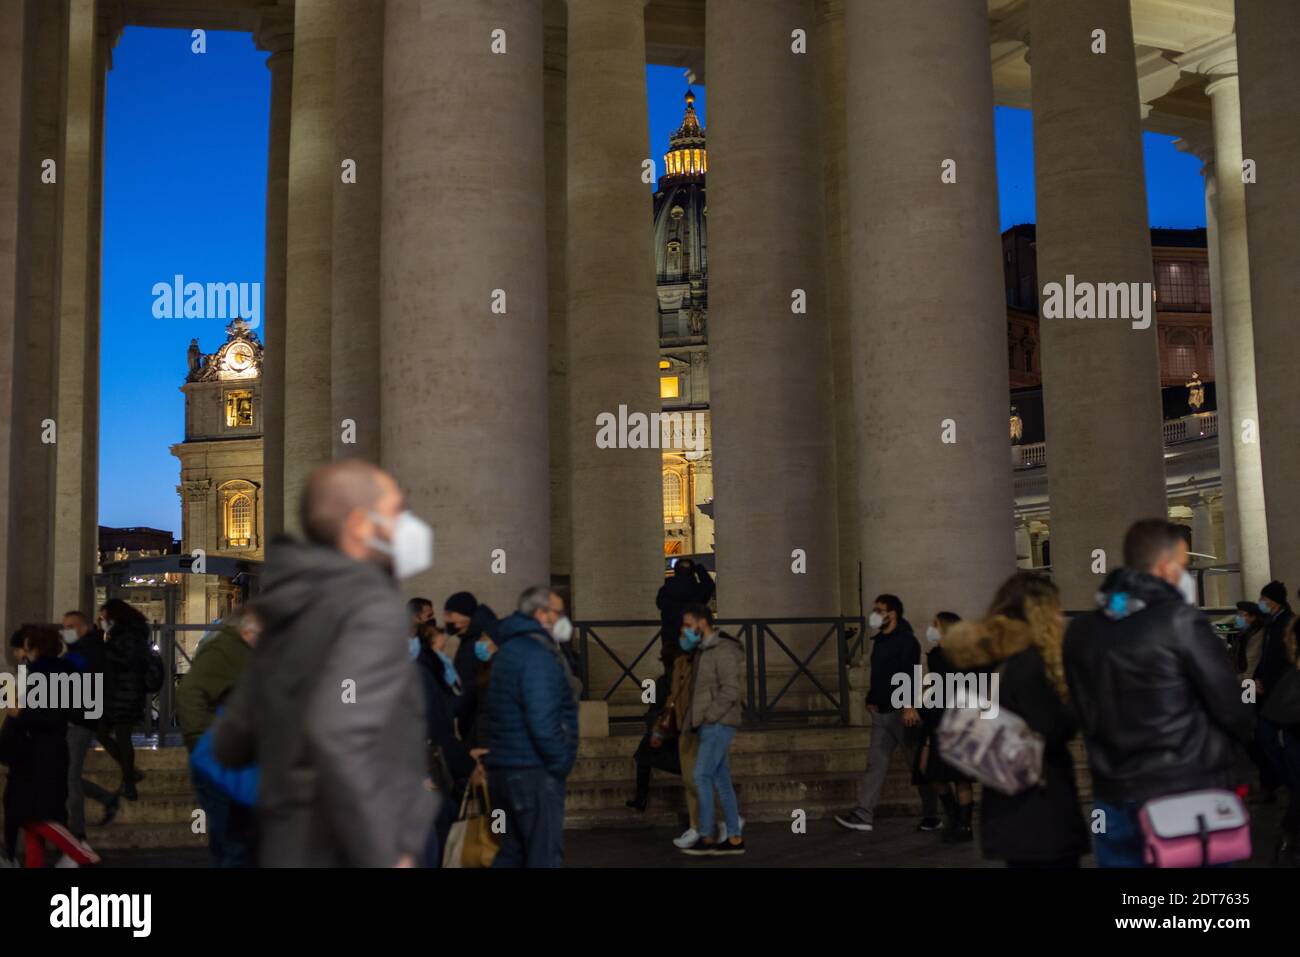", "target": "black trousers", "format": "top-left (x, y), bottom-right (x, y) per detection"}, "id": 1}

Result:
top-left (95, 721), bottom-right (136, 789)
